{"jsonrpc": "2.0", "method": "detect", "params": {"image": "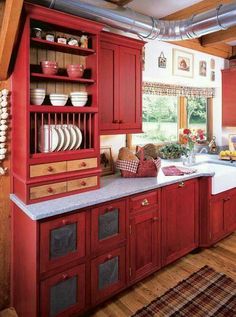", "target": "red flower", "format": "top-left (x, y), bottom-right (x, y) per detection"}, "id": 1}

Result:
top-left (183, 128), bottom-right (191, 135)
